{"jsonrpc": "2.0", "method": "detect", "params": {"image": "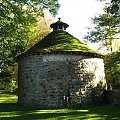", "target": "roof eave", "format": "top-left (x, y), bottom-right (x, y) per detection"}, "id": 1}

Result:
top-left (15, 50), bottom-right (104, 62)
